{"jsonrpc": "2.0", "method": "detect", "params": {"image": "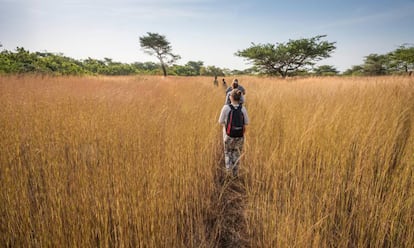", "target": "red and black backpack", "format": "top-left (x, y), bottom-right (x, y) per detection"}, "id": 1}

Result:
top-left (226, 104), bottom-right (245, 137)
